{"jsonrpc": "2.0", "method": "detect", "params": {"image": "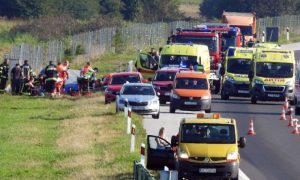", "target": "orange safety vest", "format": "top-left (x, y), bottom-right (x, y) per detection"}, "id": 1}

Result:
top-left (82, 65), bottom-right (90, 76)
